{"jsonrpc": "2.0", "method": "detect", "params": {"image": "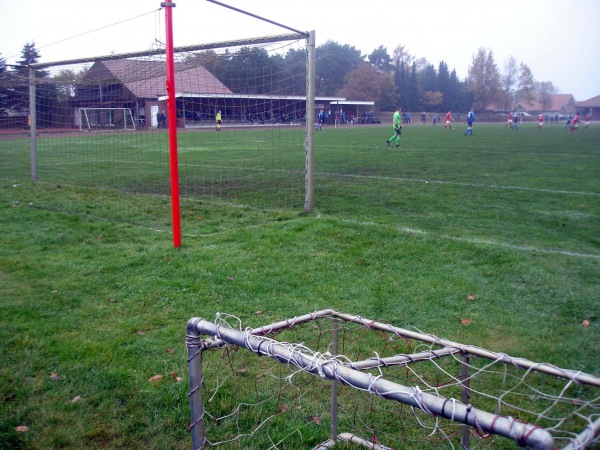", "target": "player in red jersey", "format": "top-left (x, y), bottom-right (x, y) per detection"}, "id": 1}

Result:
top-left (570, 112), bottom-right (580, 133)
top-left (444, 110), bottom-right (453, 129)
